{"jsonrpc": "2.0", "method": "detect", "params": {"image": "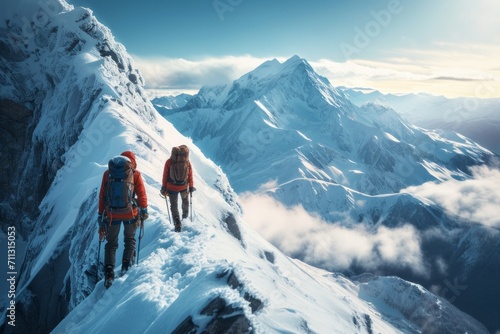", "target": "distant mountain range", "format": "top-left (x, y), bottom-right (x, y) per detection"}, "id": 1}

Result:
top-left (154, 56), bottom-right (500, 332)
top-left (339, 87), bottom-right (500, 156)
top-left (153, 80), bottom-right (500, 157)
